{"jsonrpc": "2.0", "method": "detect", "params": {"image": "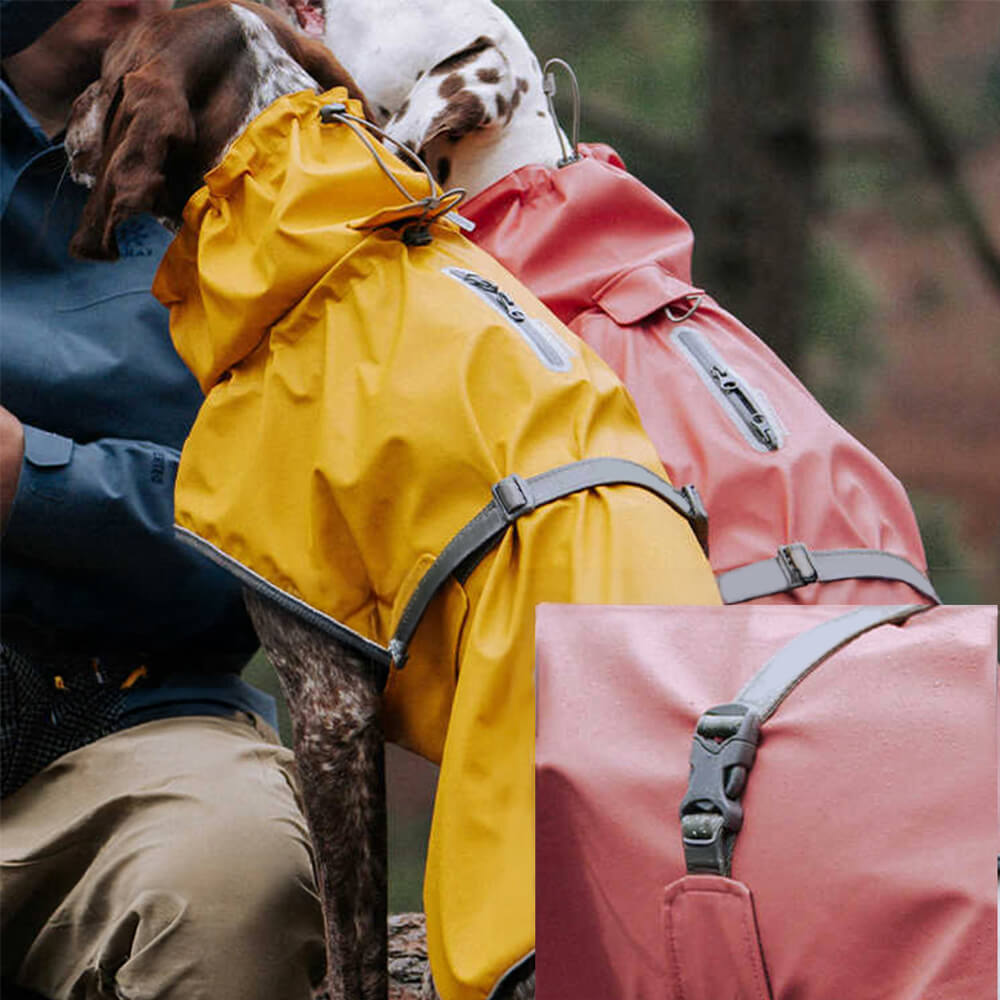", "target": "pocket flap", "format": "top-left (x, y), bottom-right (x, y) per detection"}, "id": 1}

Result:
top-left (663, 875), bottom-right (773, 1000)
top-left (23, 427), bottom-right (74, 469)
top-left (592, 261), bottom-right (702, 325)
